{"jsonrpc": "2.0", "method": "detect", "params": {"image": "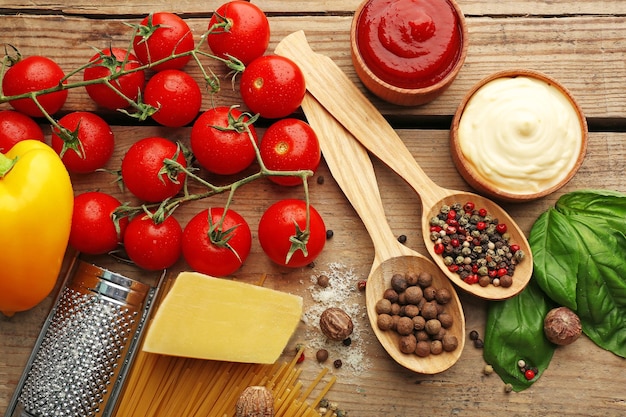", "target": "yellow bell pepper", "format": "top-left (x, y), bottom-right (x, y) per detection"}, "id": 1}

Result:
top-left (0, 140), bottom-right (73, 316)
